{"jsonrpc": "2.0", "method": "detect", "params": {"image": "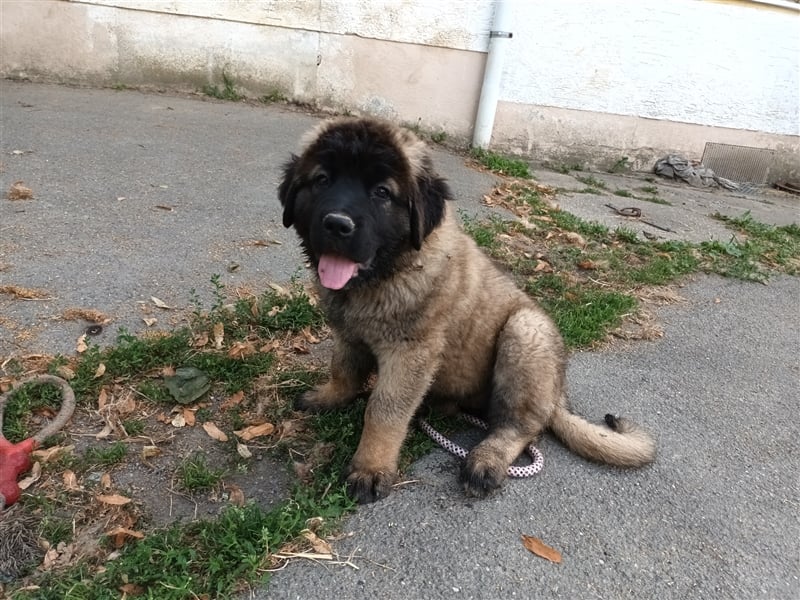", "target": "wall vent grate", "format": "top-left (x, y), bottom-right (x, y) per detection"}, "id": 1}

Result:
top-left (701, 142), bottom-right (775, 185)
